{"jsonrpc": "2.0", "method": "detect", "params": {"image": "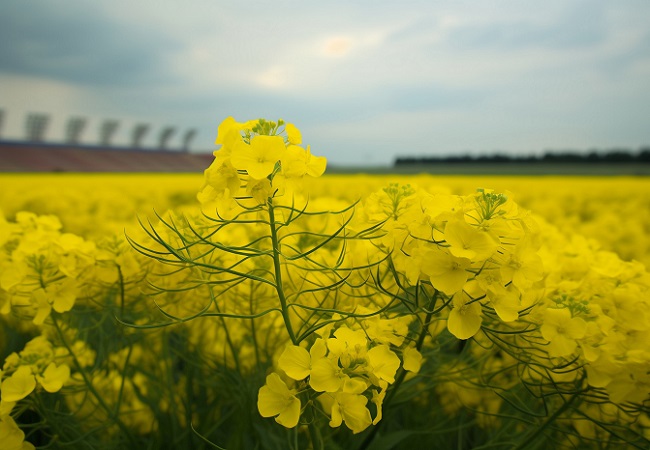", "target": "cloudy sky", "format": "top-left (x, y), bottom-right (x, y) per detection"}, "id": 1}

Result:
top-left (1, 0), bottom-right (649, 165)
